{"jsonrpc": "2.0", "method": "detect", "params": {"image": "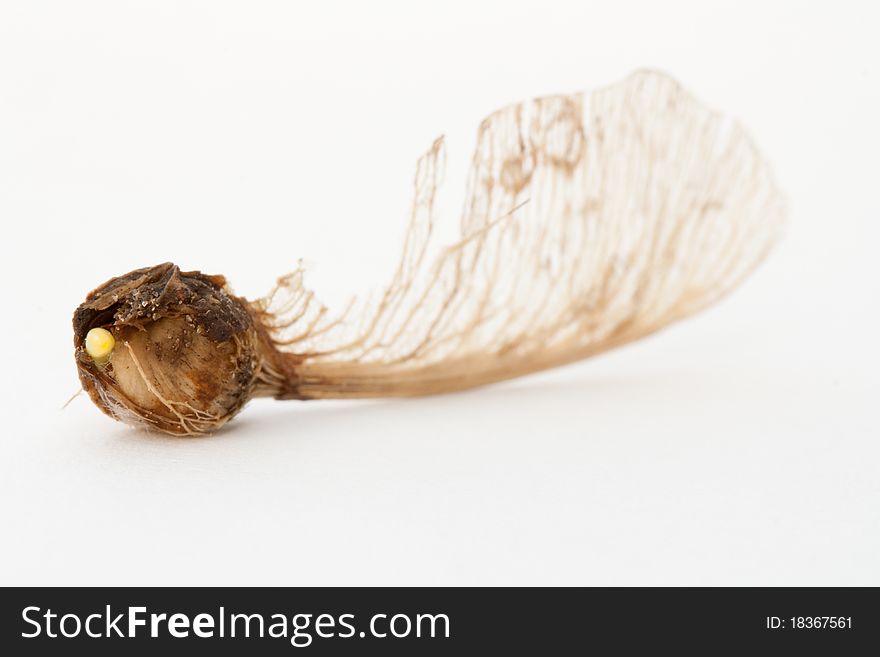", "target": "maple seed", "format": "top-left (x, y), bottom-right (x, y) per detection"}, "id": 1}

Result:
top-left (71, 70), bottom-right (786, 437)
